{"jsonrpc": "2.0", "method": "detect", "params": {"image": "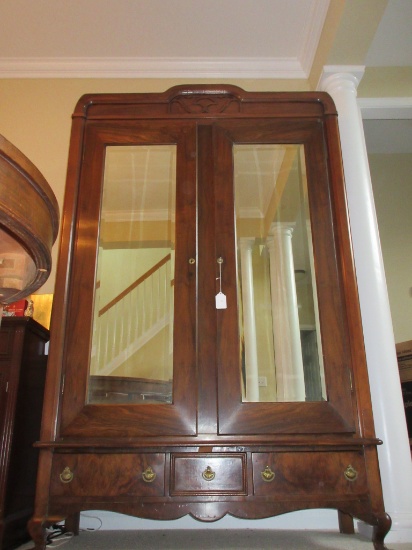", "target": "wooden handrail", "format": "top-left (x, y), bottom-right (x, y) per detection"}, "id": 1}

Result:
top-left (98, 253), bottom-right (171, 317)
